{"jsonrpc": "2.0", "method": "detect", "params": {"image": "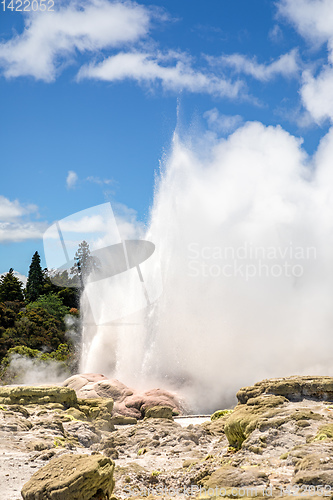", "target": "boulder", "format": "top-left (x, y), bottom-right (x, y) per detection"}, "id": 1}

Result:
top-left (0, 386), bottom-right (77, 407)
top-left (21, 453), bottom-right (115, 500)
top-left (140, 388), bottom-right (182, 414)
top-left (202, 464), bottom-right (269, 489)
top-left (224, 395), bottom-right (288, 449)
top-left (224, 392), bottom-right (326, 451)
top-left (92, 379), bottom-right (133, 401)
top-left (62, 374), bottom-right (108, 393)
top-left (64, 376), bottom-right (131, 401)
top-left (62, 374), bottom-right (184, 419)
top-left (237, 376), bottom-right (333, 404)
top-left (144, 405), bottom-right (173, 419)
